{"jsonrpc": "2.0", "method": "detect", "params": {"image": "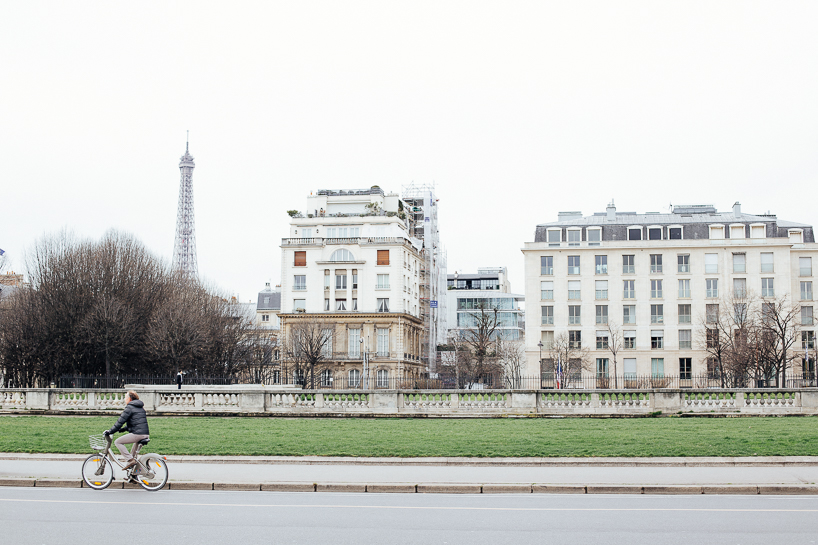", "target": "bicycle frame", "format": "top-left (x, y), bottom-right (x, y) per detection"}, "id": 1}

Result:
top-left (96, 434), bottom-right (151, 478)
